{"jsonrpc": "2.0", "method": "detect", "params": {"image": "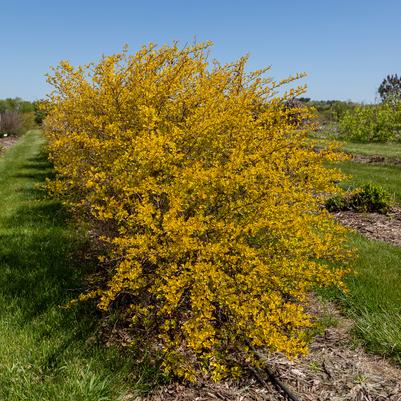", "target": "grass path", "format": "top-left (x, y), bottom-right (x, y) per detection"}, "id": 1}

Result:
top-left (336, 161), bottom-right (401, 202)
top-left (320, 234), bottom-right (401, 363)
top-left (0, 131), bottom-right (156, 401)
top-left (339, 141), bottom-right (401, 159)
top-left (325, 140), bottom-right (401, 363)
